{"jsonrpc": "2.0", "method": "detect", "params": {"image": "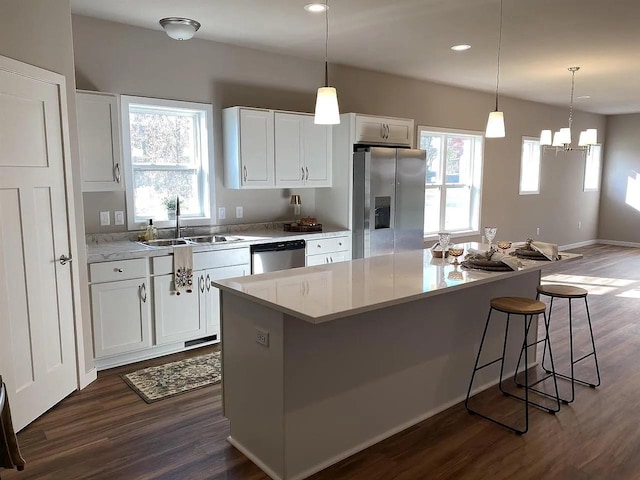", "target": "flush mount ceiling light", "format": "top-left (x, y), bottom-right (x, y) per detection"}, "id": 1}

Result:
top-left (304, 3), bottom-right (328, 13)
top-left (159, 17), bottom-right (201, 40)
top-left (485, 0), bottom-right (505, 138)
top-left (451, 44), bottom-right (471, 51)
top-left (540, 67), bottom-right (598, 154)
top-left (314, 0), bottom-right (340, 125)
